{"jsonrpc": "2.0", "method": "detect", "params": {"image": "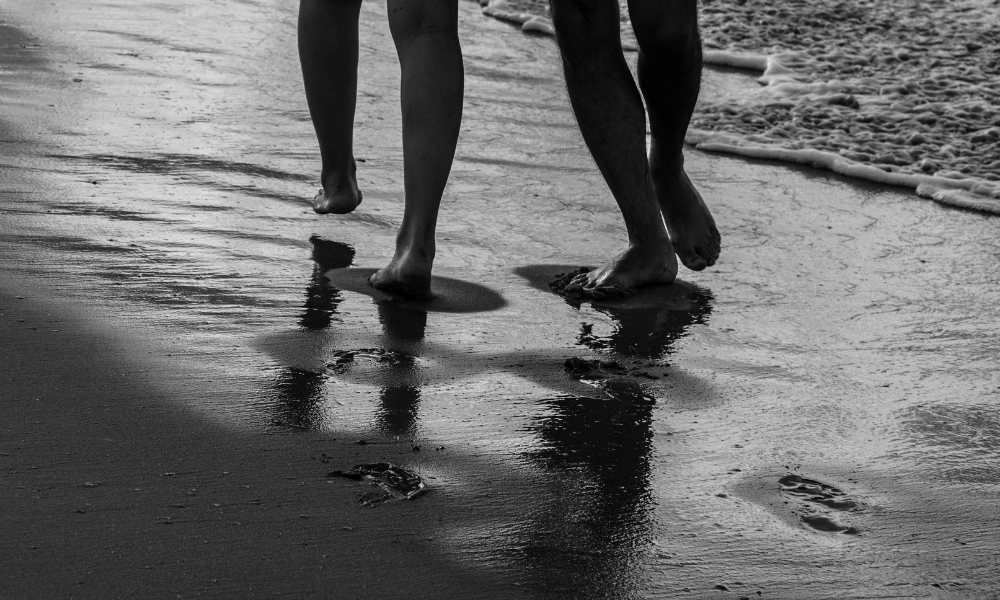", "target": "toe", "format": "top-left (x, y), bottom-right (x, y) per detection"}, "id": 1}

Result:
top-left (682, 251), bottom-right (708, 271)
top-left (566, 273), bottom-right (590, 291)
